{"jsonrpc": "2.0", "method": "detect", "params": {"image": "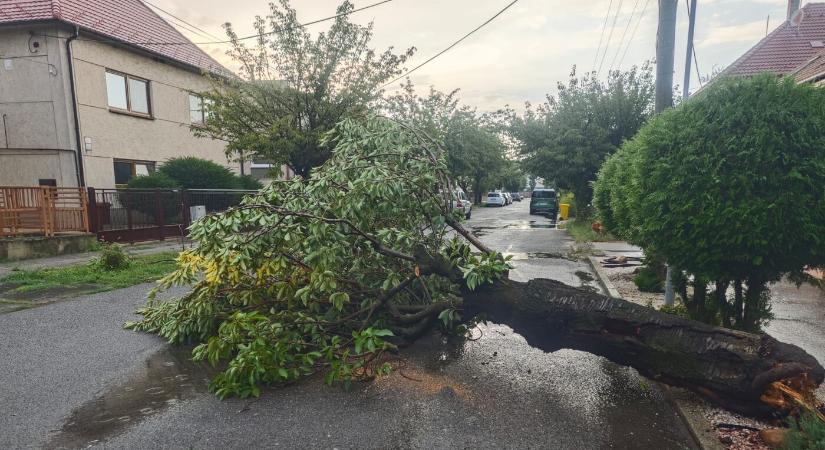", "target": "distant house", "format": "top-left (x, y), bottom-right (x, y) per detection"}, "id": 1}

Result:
top-left (0, 0), bottom-right (245, 188)
top-left (713, 2), bottom-right (825, 86)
